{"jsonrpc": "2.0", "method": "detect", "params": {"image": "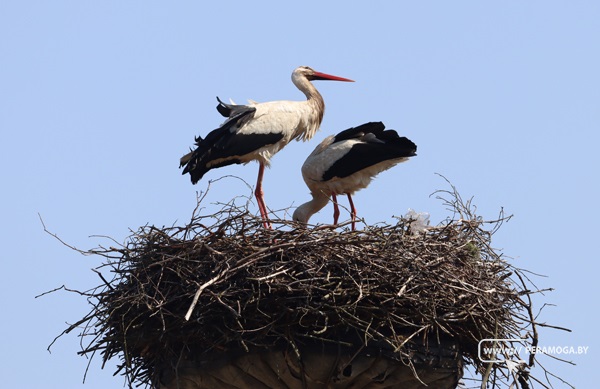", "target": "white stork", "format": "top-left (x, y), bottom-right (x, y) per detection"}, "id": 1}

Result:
top-left (180, 66), bottom-right (353, 228)
top-left (293, 122), bottom-right (417, 230)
